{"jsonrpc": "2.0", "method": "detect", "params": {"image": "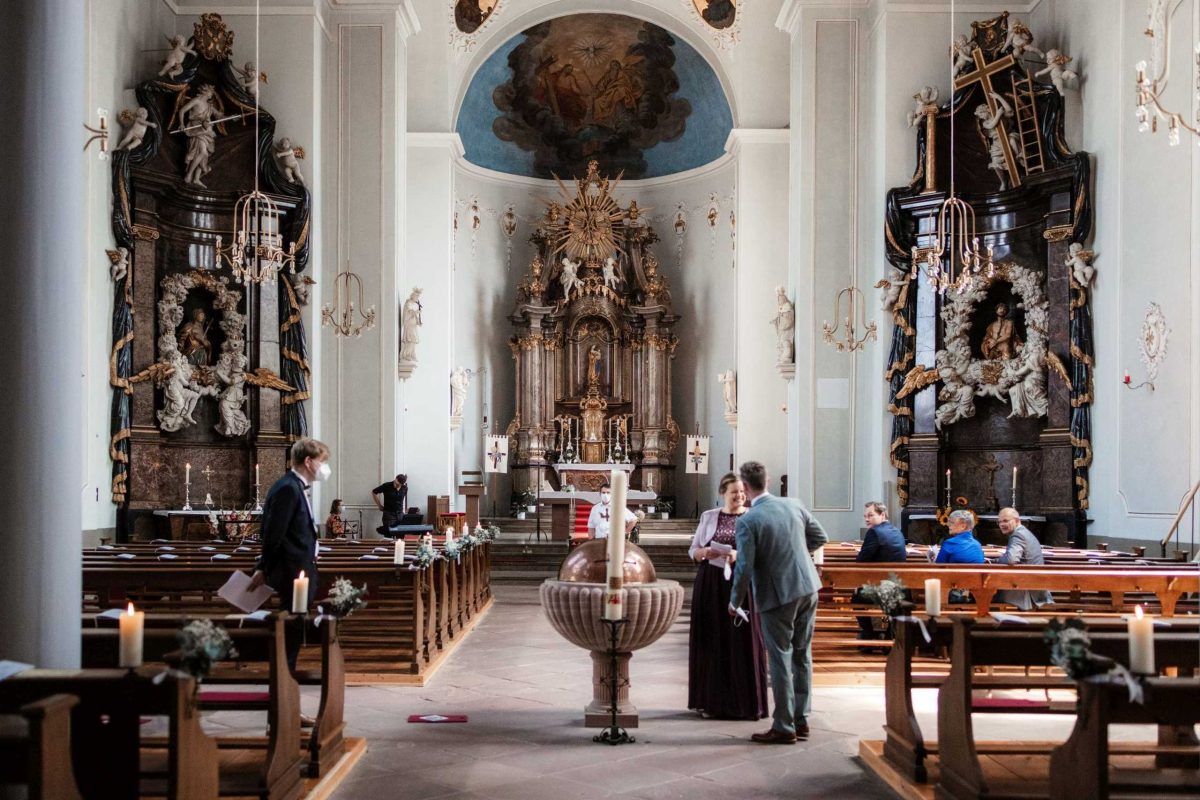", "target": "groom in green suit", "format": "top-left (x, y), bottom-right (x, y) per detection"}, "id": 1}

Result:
top-left (728, 460), bottom-right (829, 743)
